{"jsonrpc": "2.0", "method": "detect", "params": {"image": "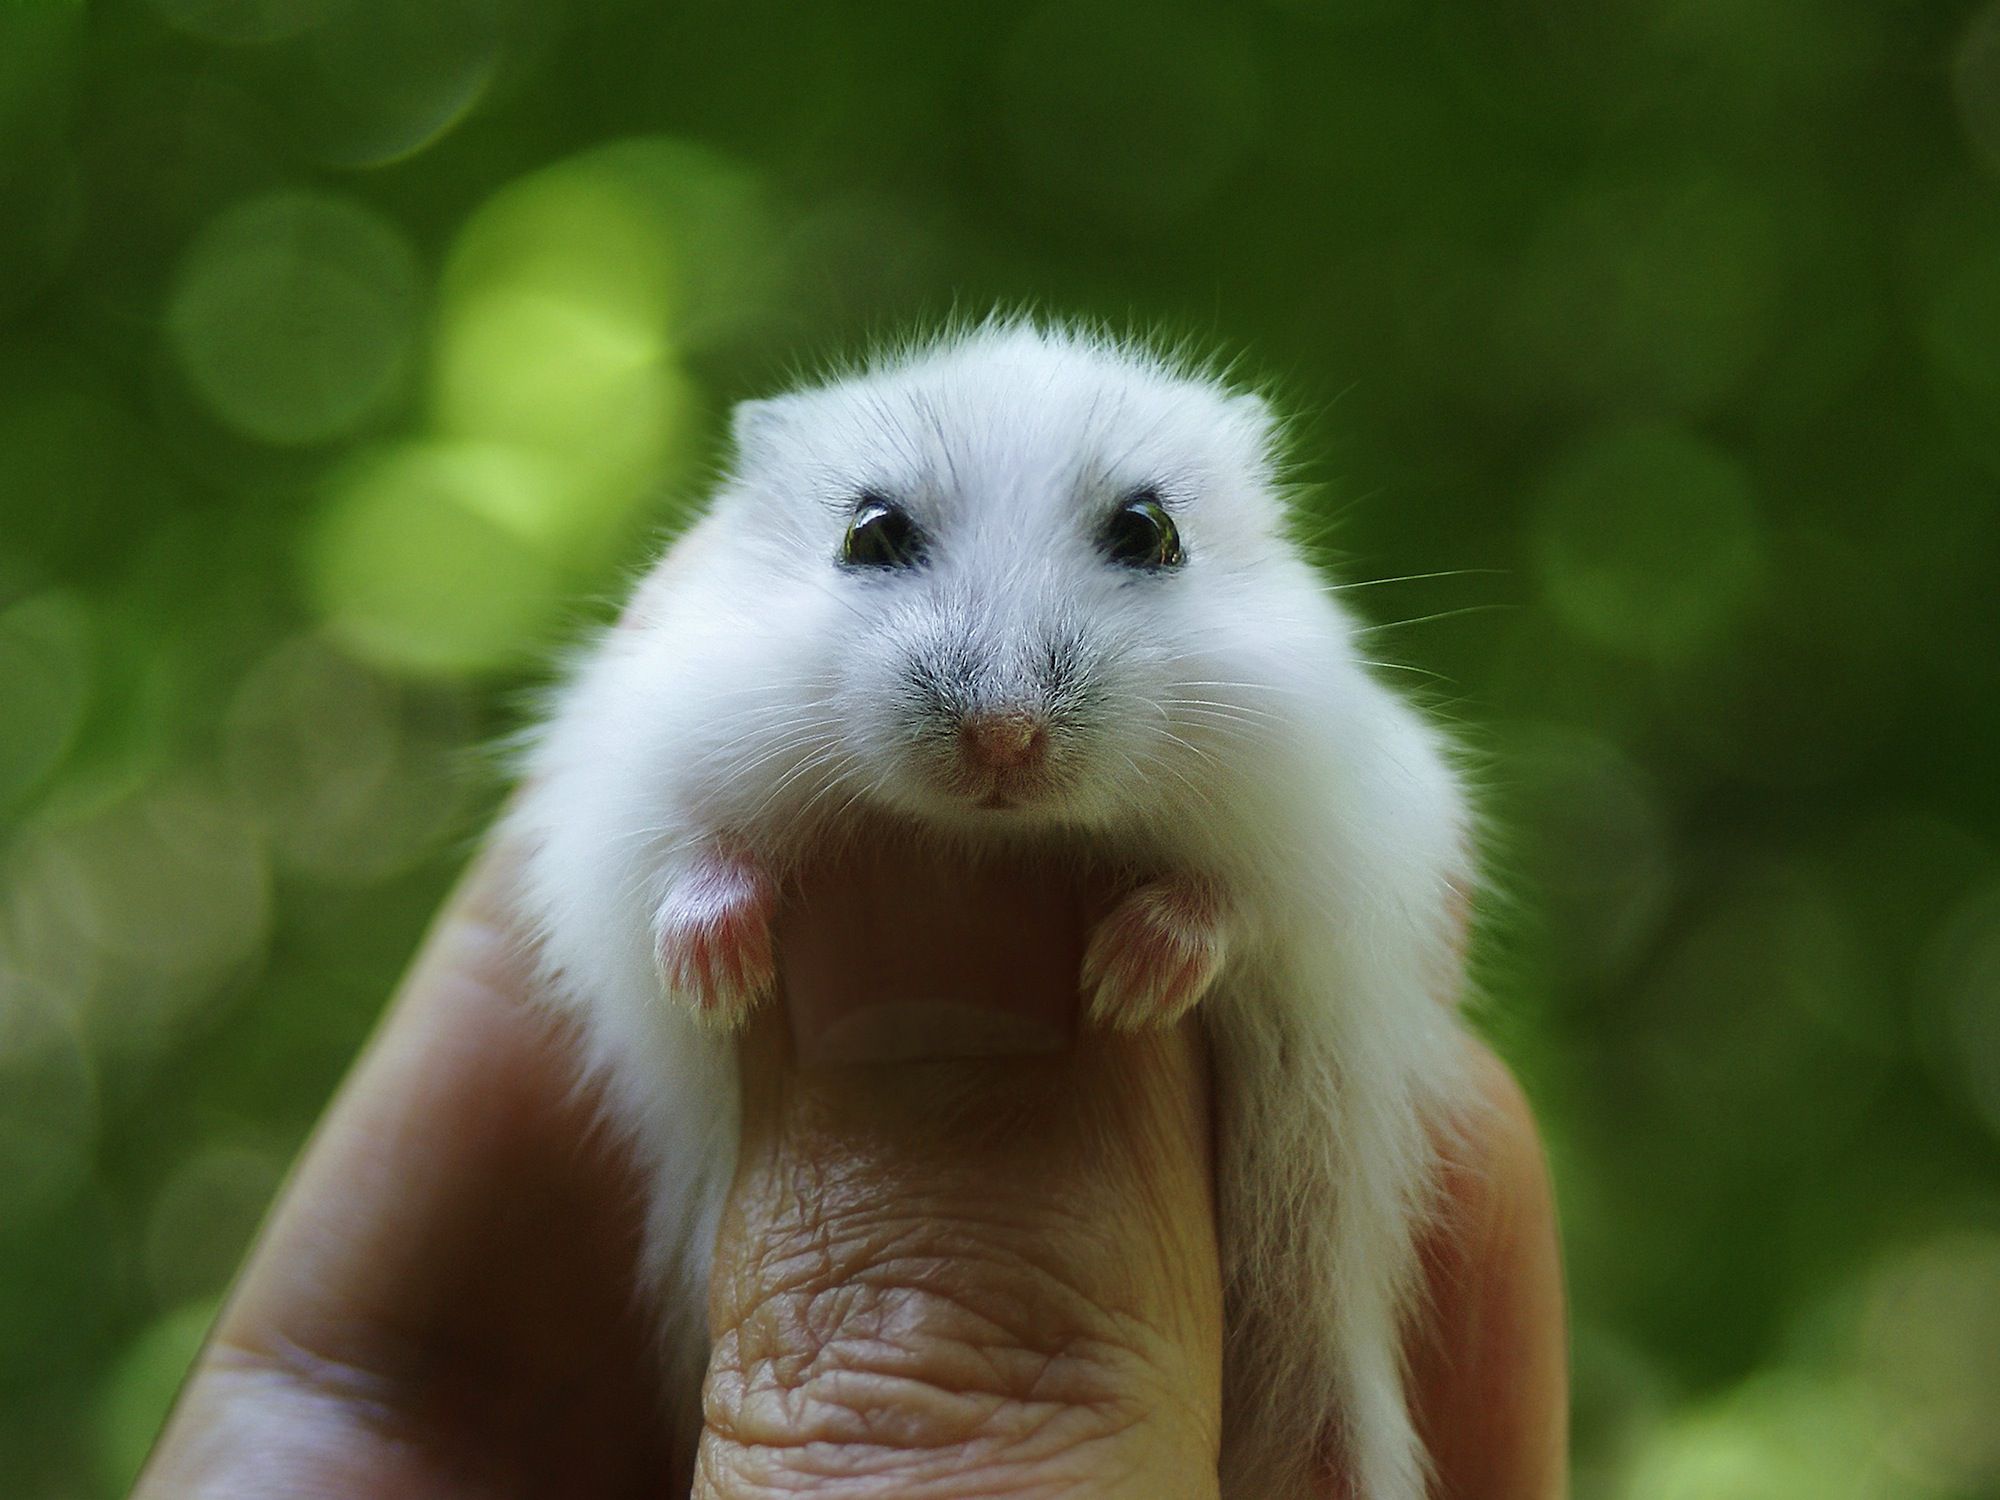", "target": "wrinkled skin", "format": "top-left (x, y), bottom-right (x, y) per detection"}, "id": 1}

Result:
top-left (134, 839), bottom-right (1567, 1500)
